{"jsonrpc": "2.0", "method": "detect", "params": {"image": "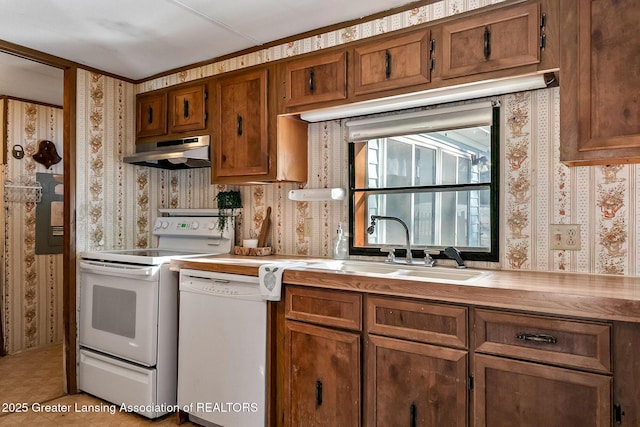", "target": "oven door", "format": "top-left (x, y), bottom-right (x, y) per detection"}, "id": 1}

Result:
top-left (79, 260), bottom-right (160, 366)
